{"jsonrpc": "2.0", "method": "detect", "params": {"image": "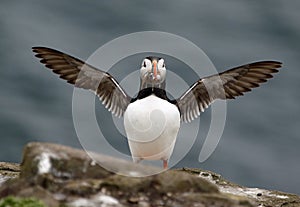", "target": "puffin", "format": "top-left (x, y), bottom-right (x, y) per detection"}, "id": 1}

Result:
top-left (32, 47), bottom-right (282, 169)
